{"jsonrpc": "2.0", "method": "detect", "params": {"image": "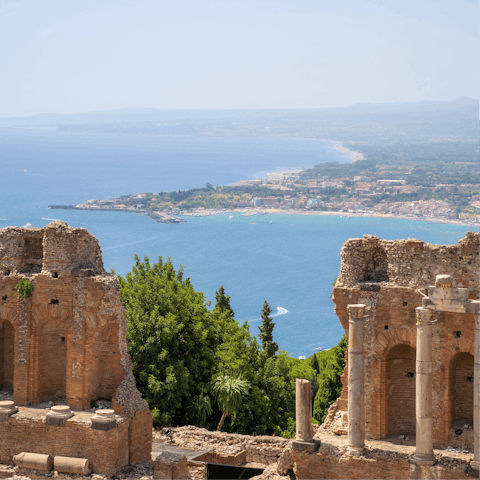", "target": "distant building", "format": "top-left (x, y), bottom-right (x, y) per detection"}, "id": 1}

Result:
top-left (354, 176), bottom-right (371, 182)
top-left (252, 196), bottom-right (280, 207)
